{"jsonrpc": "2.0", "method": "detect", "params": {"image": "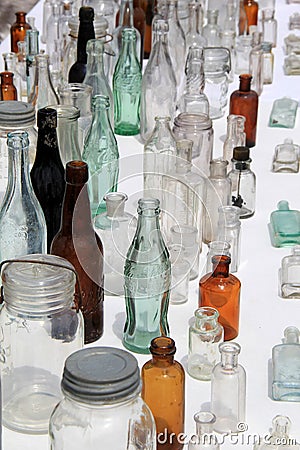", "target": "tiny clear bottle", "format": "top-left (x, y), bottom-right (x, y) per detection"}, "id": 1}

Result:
top-left (249, 34), bottom-right (263, 96)
top-left (272, 139), bottom-right (300, 173)
top-left (223, 114), bottom-right (246, 165)
top-left (211, 342), bottom-right (246, 433)
top-left (28, 54), bottom-right (59, 110)
top-left (188, 412), bottom-right (220, 450)
top-left (262, 9), bottom-right (277, 48)
top-left (170, 224), bottom-right (200, 280)
top-left (217, 206), bottom-right (241, 273)
top-left (261, 41), bottom-right (274, 84)
top-left (253, 415), bottom-right (300, 450)
top-left (203, 10), bottom-right (221, 47)
top-left (188, 307), bottom-right (224, 381)
top-left (279, 246), bottom-right (300, 299)
top-left (235, 35), bottom-right (252, 75)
